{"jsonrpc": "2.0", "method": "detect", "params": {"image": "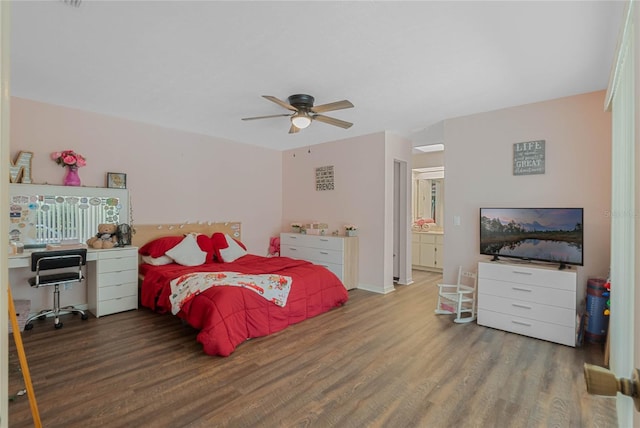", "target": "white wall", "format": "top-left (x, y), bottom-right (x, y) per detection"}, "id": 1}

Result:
top-left (9, 97), bottom-right (283, 310)
top-left (282, 131), bottom-right (413, 293)
top-left (443, 91), bottom-right (612, 306)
